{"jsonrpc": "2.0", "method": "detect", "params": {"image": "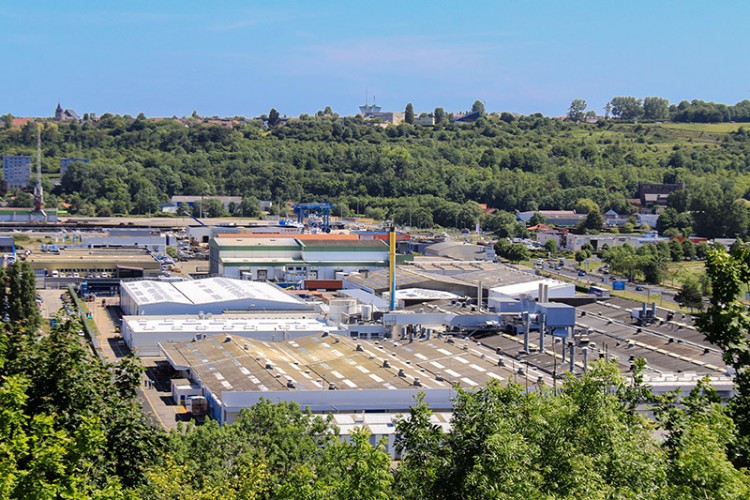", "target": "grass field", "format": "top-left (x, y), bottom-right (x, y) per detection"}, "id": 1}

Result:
top-left (570, 122), bottom-right (736, 150)
top-left (657, 122), bottom-right (744, 134)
